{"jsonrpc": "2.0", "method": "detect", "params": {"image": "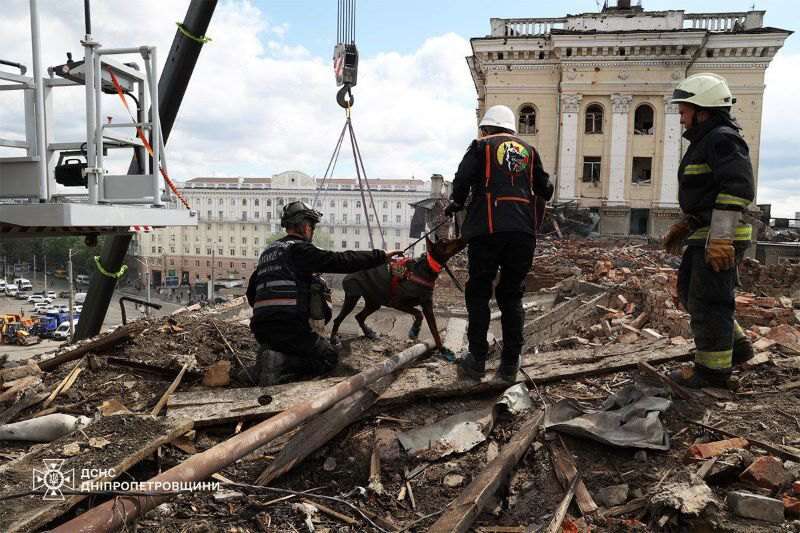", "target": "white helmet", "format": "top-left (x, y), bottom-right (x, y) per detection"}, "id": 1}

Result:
top-left (671, 73), bottom-right (735, 109)
top-left (479, 105), bottom-right (516, 133)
